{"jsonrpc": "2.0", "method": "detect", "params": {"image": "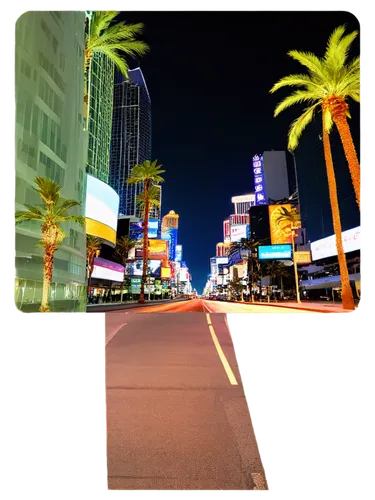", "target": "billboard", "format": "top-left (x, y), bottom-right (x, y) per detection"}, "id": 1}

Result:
top-left (252, 154), bottom-right (267, 205)
top-left (216, 256), bottom-right (229, 265)
top-left (161, 227), bottom-right (178, 261)
top-left (294, 250), bottom-right (312, 264)
top-left (91, 257), bottom-right (124, 282)
top-left (135, 239), bottom-right (168, 260)
top-left (130, 277), bottom-right (142, 293)
top-left (161, 267), bottom-right (171, 278)
top-left (231, 194), bottom-right (255, 204)
top-left (269, 204), bottom-right (301, 245)
top-left (230, 224), bottom-right (249, 242)
top-left (129, 219), bottom-right (159, 239)
top-left (85, 174), bottom-right (119, 245)
top-left (179, 268), bottom-right (189, 282)
top-left (126, 260), bottom-right (162, 277)
top-left (258, 244), bottom-right (292, 260)
top-left (311, 226), bottom-right (360, 261)
top-left (175, 244), bottom-right (183, 262)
